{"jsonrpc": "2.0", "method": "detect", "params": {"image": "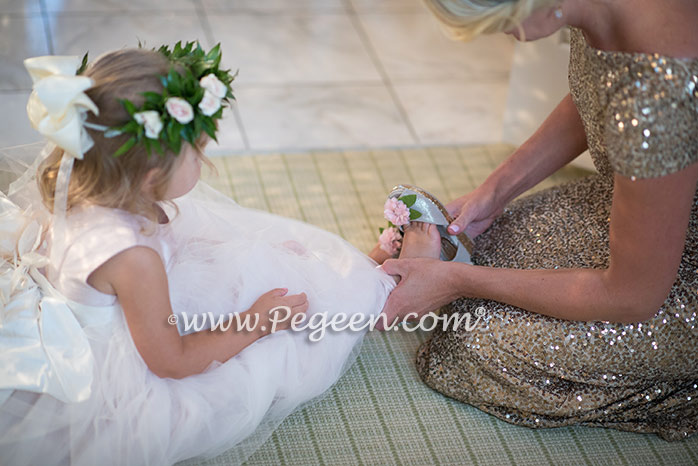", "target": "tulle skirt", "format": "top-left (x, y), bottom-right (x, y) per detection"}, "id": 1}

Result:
top-left (0, 173), bottom-right (395, 465)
